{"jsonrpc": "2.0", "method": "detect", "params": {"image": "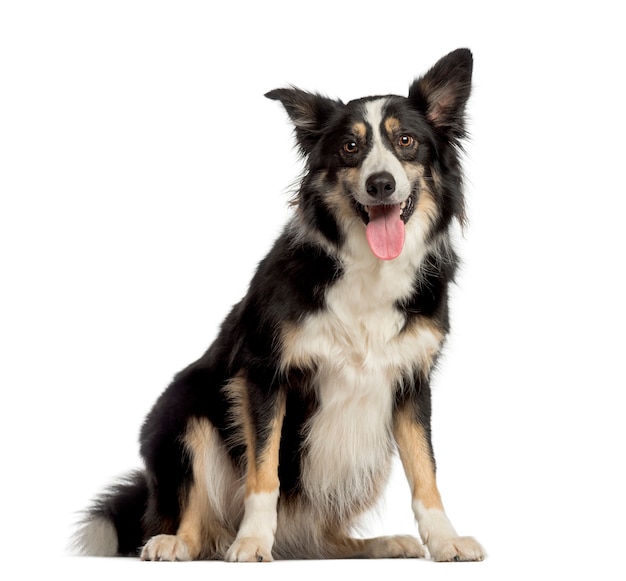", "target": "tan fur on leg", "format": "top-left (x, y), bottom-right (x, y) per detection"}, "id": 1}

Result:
top-left (394, 406), bottom-right (485, 562)
top-left (225, 380), bottom-right (286, 562)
